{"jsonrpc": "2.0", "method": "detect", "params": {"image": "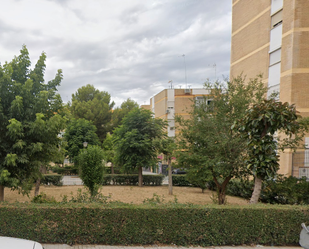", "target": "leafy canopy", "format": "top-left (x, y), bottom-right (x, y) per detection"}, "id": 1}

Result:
top-left (113, 108), bottom-right (166, 172)
top-left (64, 118), bottom-right (100, 163)
top-left (70, 84), bottom-right (115, 142)
top-left (0, 45), bottom-right (65, 194)
top-left (176, 75), bottom-right (268, 204)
